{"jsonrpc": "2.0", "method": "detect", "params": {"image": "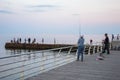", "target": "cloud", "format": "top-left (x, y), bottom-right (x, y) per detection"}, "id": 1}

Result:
top-left (29, 5), bottom-right (57, 8)
top-left (26, 4), bottom-right (59, 12)
top-left (25, 9), bottom-right (45, 12)
top-left (0, 10), bottom-right (13, 14)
